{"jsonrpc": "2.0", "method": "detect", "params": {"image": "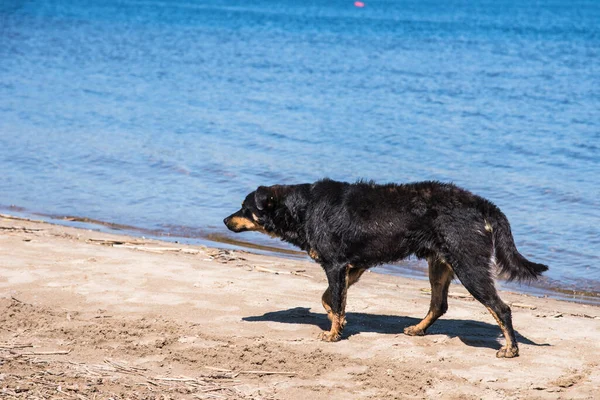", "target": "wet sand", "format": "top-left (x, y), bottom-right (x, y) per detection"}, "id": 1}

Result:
top-left (1, 214), bottom-right (599, 399)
